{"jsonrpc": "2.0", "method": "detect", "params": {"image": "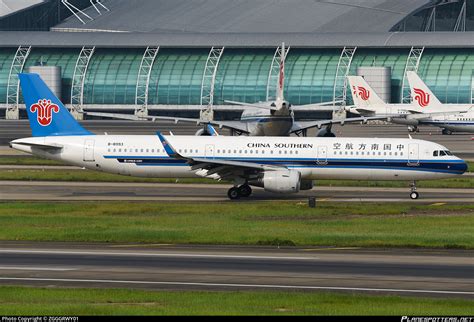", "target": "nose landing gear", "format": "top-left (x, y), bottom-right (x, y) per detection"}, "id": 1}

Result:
top-left (409, 181), bottom-right (419, 200)
top-left (227, 184), bottom-right (253, 200)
